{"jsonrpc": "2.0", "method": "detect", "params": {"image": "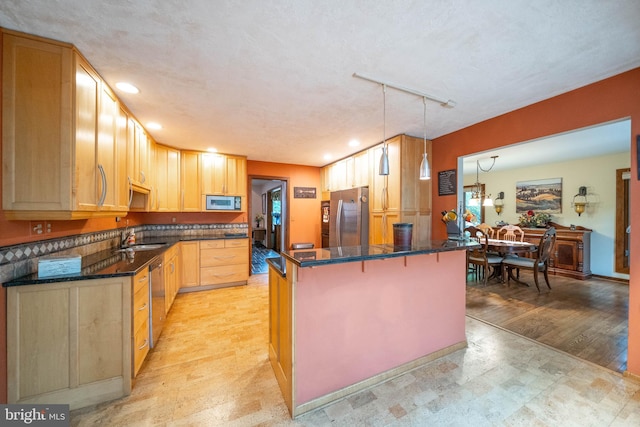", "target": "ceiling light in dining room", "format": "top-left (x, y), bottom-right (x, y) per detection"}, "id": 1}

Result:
top-left (115, 82), bottom-right (139, 94)
top-left (348, 139), bottom-right (360, 147)
top-left (146, 122), bottom-right (162, 130)
top-left (207, 147), bottom-right (218, 153)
